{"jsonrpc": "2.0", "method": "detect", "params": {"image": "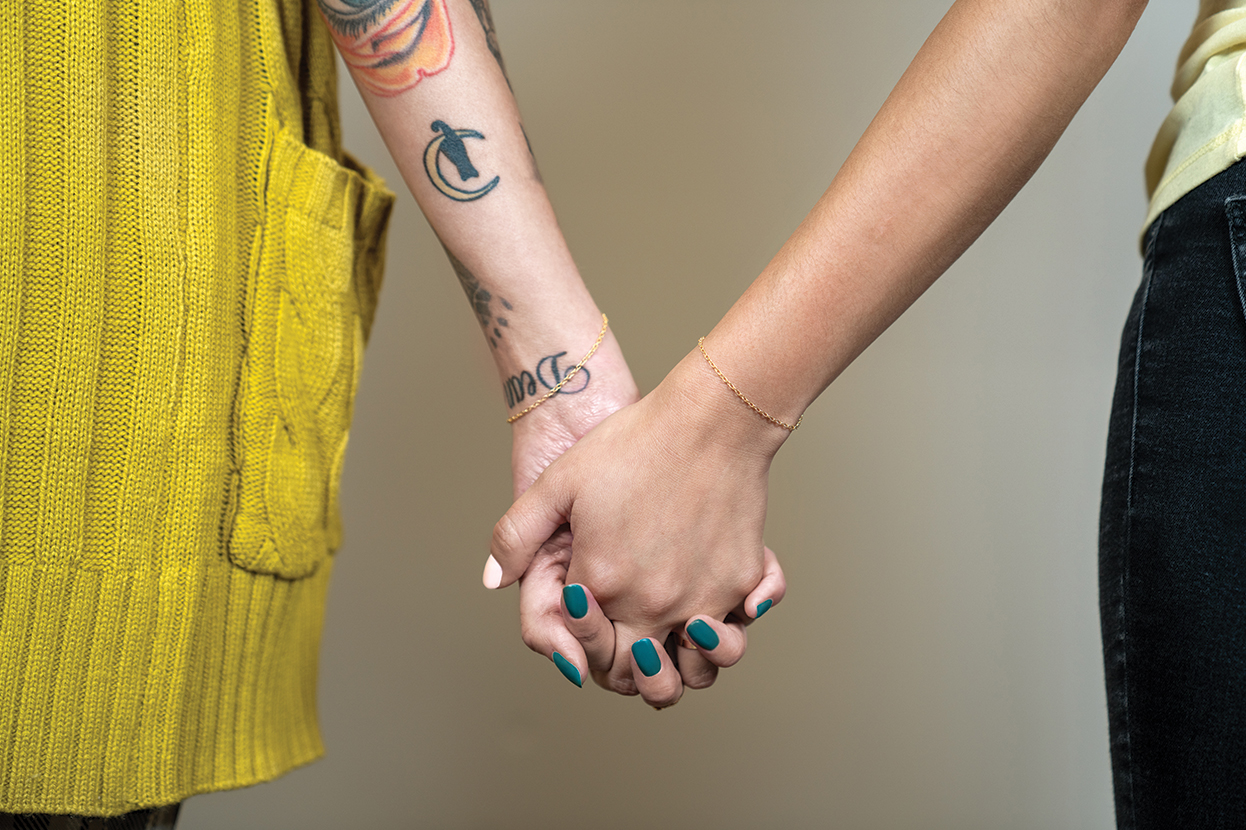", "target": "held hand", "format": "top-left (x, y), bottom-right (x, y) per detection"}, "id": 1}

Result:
top-left (505, 343), bottom-right (637, 688)
top-left (490, 350), bottom-right (791, 706)
top-left (528, 544), bottom-right (786, 698)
